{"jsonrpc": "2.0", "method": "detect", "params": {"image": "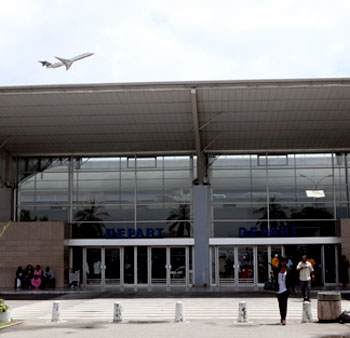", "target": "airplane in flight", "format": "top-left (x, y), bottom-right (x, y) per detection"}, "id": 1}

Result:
top-left (39, 52), bottom-right (94, 71)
